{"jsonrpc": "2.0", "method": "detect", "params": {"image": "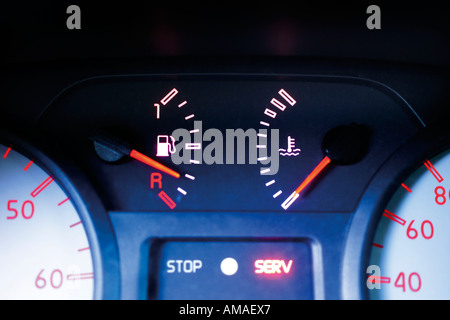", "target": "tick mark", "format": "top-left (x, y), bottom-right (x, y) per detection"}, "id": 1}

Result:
top-left (368, 275), bottom-right (391, 284)
top-left (67, 272), bottom-right (94, 281)
top-left (158, 190), bottom-right (176, 209)
top-left (24, 160), bottom-right (34, 171)
top-left (3, 147), bottom-right (11, 159)
top-left (31, 176), bottom-right (54, 198)
top-left (273, 190), bottom-right (282, 198)
top-left (70, 221), bottom-right (82, 228)
top-left (383, 209), bottom-right (406, 226)
top-left (58, 197), bottom-right (70, 206)
top-left (278, 89), bottom-right (296, 106)
top-left (160, 88), bottom-right (178, 105)
top-left (424, 159), bottom-right (443, 183)
top-left (401, 183), bottom-right (412, 193)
